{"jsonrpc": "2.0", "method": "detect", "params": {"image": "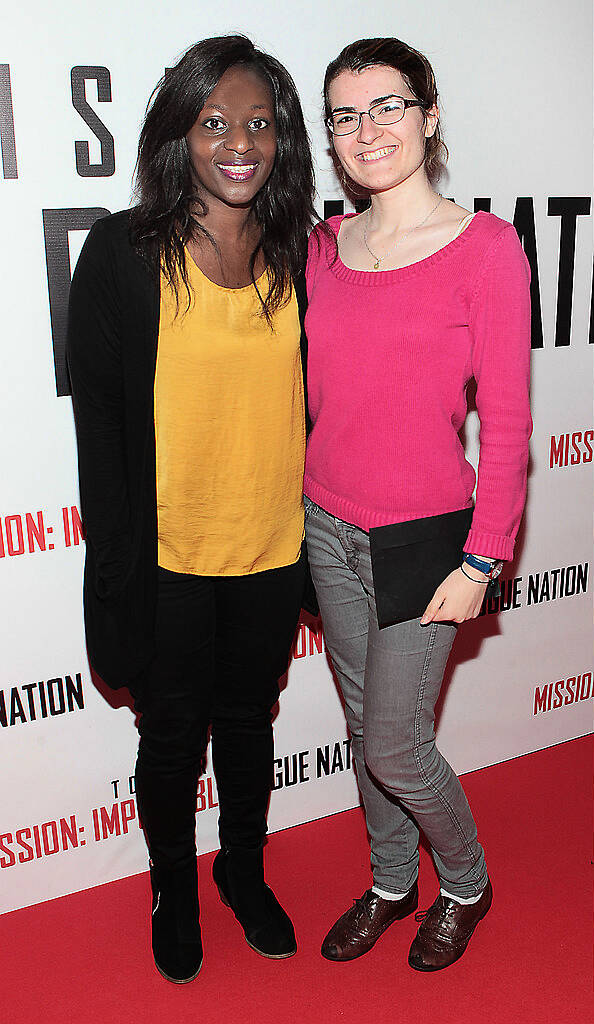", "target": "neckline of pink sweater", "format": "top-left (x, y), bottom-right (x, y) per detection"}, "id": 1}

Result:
top-left (326, 209), bottom-right (488, 285)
